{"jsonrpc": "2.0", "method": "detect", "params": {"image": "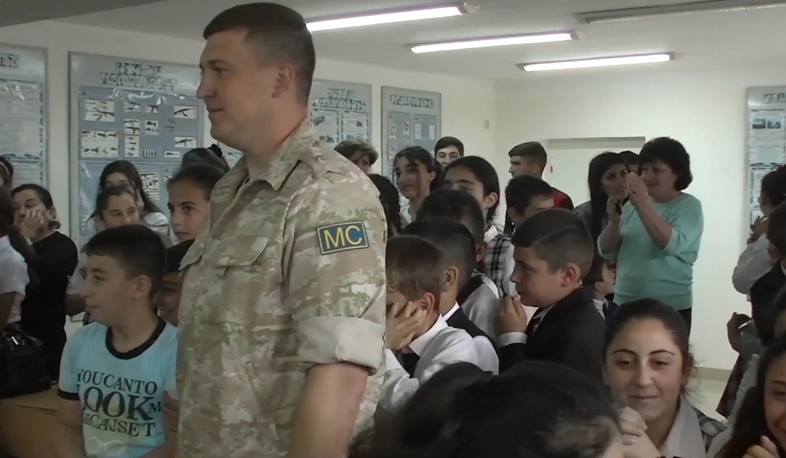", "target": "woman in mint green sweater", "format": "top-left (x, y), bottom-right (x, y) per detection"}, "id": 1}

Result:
top-left (599, 137), bottom-right (703, 332)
